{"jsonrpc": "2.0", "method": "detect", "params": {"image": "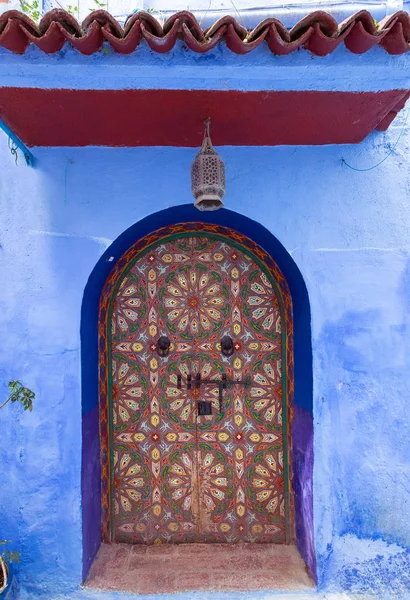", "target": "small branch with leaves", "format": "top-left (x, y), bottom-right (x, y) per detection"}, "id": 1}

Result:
top-left (66, 4), bottom-right (79, 15)
top-left (0, 541), bottom-right (20, 565)
top-left (0, 381), bottom-right (35, 412)
top-left (19, 0), bottom-right (42, 22)
top-left (88, 0), bottom-right (107, 11)
top-left (0, 385), bottom-right (32, 592)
